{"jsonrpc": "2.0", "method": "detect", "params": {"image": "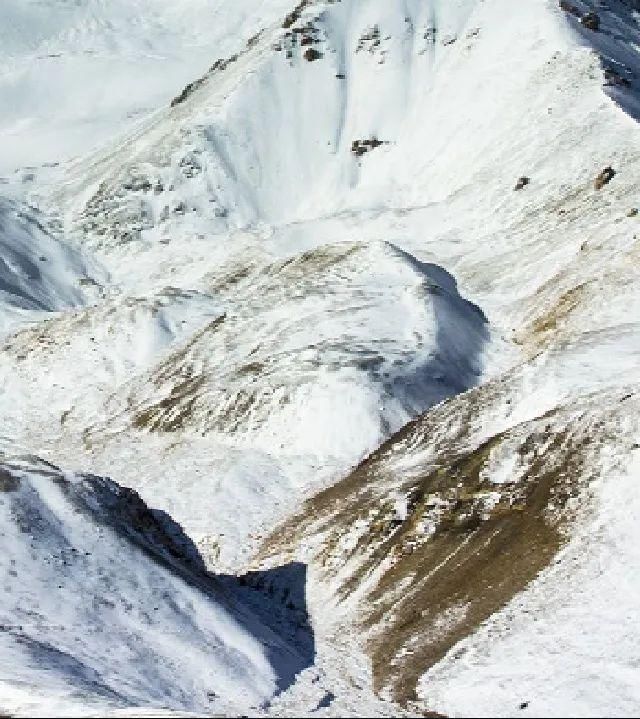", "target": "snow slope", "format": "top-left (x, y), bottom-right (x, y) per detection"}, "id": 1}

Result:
top-left (0, 0), bottom-right (640, 715)
top-left (3, 0), bottom-right (505, 567)
top-left (0, 451), bottom-right (308, 717)
top-left (0, 198), bottom-right (103, 336)
top-left (248, 1), bottom-right (640, 714)
top-left (0, 0), bottom-right (296, 175)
